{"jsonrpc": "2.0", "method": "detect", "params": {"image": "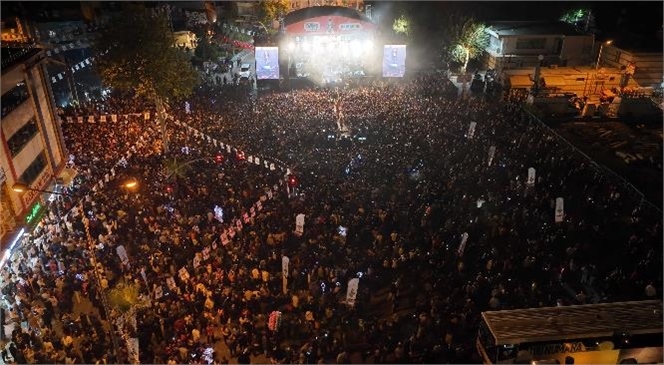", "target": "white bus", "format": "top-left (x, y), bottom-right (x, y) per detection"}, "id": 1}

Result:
top-left (476, 300), bottom-right (663, 364)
